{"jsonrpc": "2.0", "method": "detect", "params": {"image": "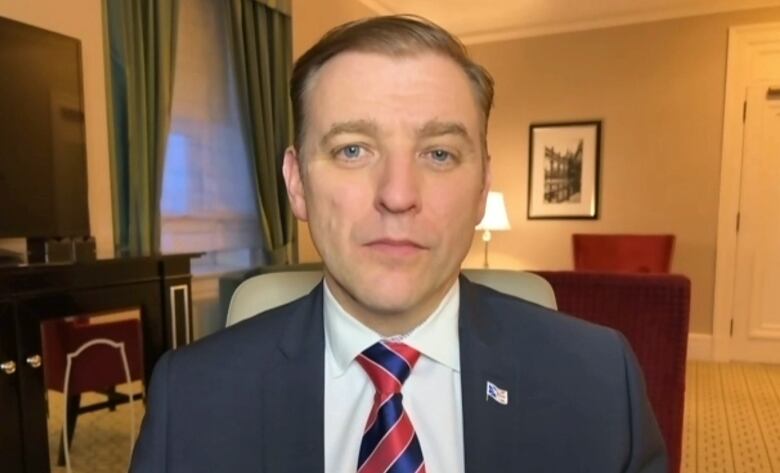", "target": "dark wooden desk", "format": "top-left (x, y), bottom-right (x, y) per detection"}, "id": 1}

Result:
top-left (0, 255), bottom-right (194, 473)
